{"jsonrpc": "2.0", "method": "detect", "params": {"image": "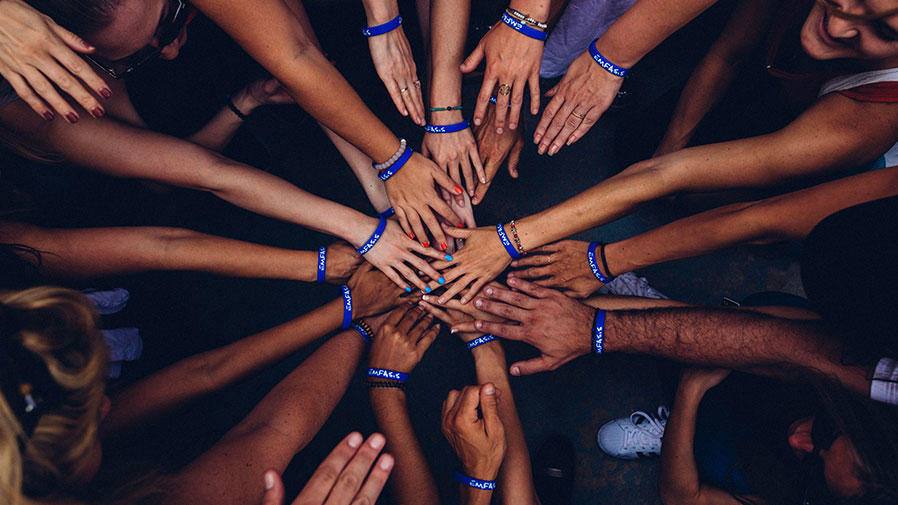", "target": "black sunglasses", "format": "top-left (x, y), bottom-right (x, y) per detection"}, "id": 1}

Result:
top-left (86, 0), bottom-right (193, 79)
